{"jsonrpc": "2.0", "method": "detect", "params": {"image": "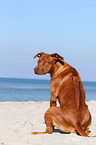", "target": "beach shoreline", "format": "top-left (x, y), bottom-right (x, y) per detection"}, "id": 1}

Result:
top-left (0, 101), bottom-right (96, 145)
